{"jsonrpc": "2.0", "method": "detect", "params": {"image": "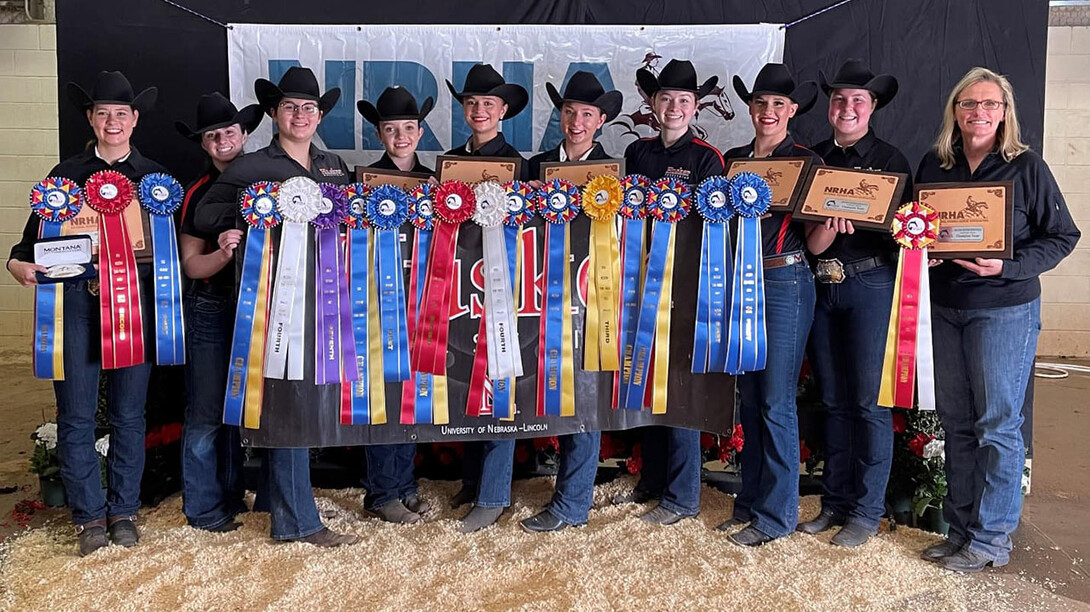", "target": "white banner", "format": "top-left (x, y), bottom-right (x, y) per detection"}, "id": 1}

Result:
top-left (227, 24), bottom-right (784, 168)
